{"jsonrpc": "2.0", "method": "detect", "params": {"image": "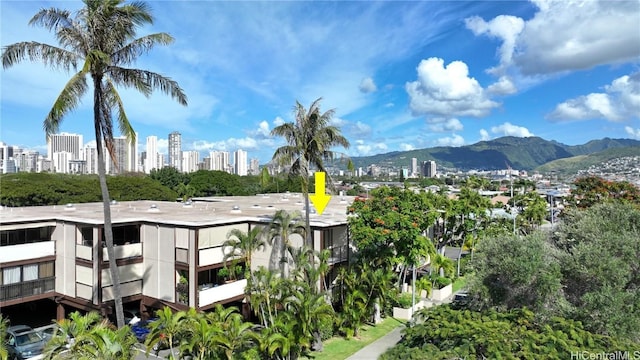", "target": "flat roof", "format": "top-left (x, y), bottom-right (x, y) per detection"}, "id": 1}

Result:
top-left (0, 193), bottom-right (354, 228)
